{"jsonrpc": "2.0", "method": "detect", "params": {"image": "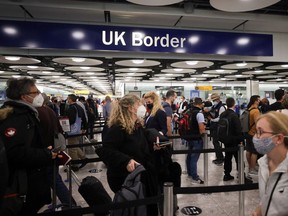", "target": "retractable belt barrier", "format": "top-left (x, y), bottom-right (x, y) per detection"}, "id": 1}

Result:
top-left (50, 131), bottom-right (257, 216)
top-left (37, 183), bottom-right (258, 216)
